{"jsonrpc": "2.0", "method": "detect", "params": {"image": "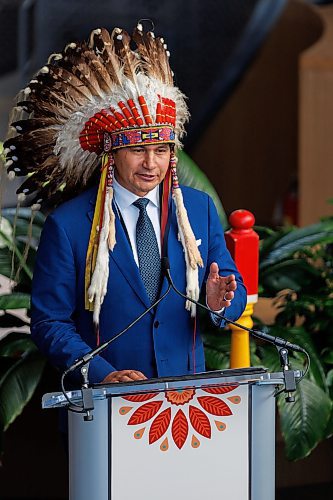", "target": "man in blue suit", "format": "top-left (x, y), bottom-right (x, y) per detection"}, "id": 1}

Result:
top-left (4, 25), bottom-right (246, 386)
top-left (31, 143), bottom-right (246, 385)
